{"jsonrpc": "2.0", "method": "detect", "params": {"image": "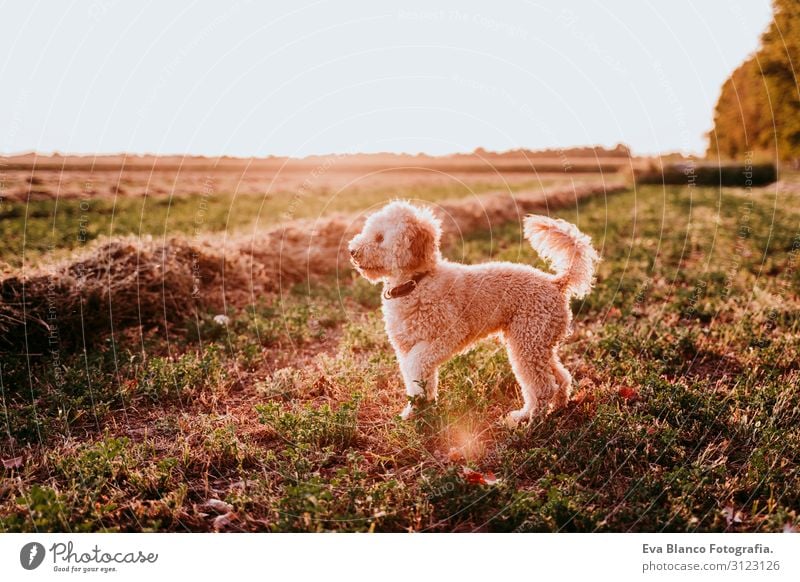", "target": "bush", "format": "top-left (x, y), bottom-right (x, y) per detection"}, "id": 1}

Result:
top-left (635, 162), bottom-right (777, 187)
